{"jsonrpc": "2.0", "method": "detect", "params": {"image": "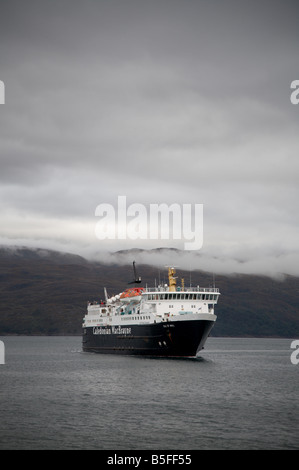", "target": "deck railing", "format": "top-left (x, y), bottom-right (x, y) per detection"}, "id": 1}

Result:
top-left (144, 286), bottom-right (219, 293)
